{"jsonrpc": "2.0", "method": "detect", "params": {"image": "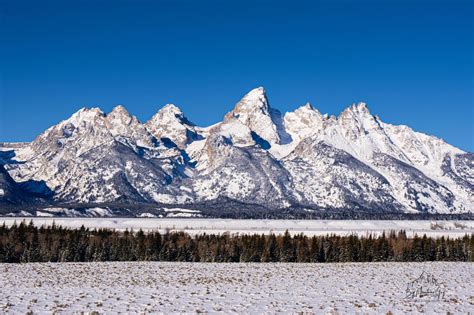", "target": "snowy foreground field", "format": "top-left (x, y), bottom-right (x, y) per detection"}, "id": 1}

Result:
top-left (0, 262), bottom-right (473, 313)
top-left (1, 217), bottom-right (474, 237)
